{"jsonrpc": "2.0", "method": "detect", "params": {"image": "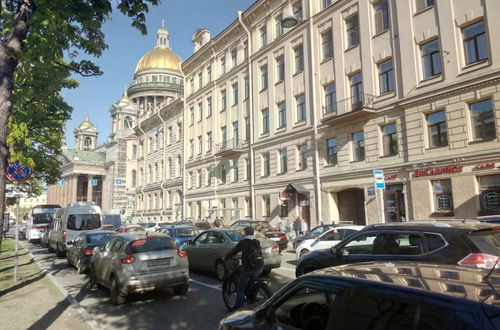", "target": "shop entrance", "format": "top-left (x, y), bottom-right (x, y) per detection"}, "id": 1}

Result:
top-left (384, 184), bottom-right (405, 222)
top-left (338, 188), bottom-right (365, 225)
